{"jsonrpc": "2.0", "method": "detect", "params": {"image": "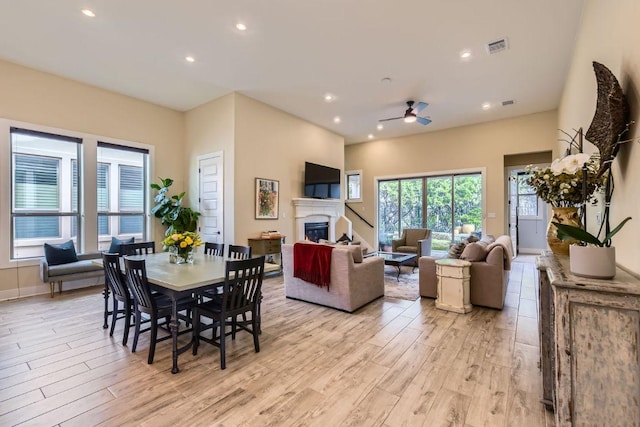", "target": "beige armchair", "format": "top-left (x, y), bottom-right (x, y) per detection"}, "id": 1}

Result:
top-left (392, 229), bottom-right (432, 265)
